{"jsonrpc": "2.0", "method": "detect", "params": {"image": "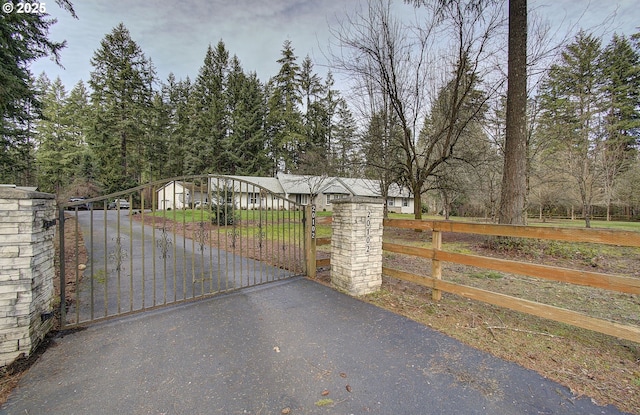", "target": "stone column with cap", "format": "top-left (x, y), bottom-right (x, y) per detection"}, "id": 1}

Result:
top-left (330, 197), bottom-right (384, 296)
